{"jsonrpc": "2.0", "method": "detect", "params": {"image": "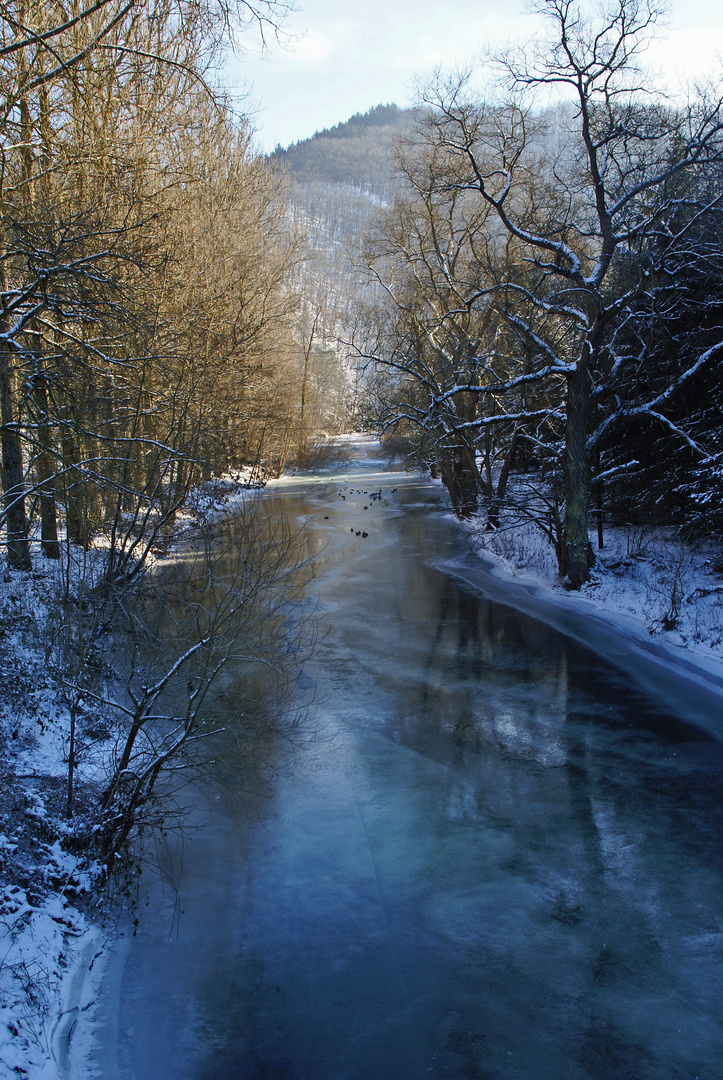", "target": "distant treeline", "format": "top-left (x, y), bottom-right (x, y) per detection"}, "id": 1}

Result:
top-left (271, 104), bottom-right (415, 192)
